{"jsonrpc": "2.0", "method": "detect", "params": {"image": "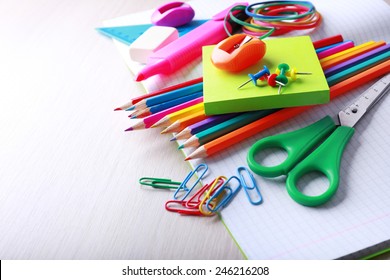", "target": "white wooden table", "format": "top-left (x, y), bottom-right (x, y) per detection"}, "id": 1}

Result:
top-left (0, 0), bottom-right (243, 259)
